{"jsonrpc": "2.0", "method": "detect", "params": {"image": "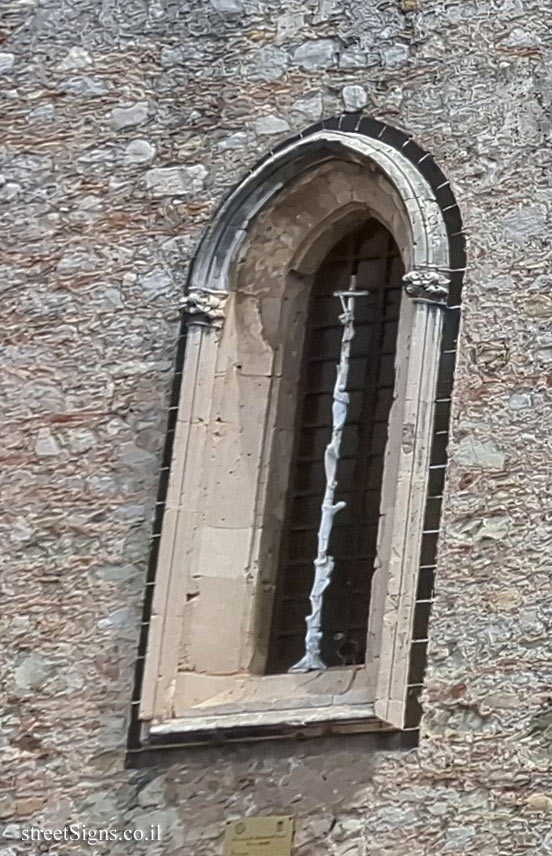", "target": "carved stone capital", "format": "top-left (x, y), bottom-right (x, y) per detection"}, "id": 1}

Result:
top-left (402, 269), bottom-right (449, 304)
top-left (181, 288), bottom-right (227, 326)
